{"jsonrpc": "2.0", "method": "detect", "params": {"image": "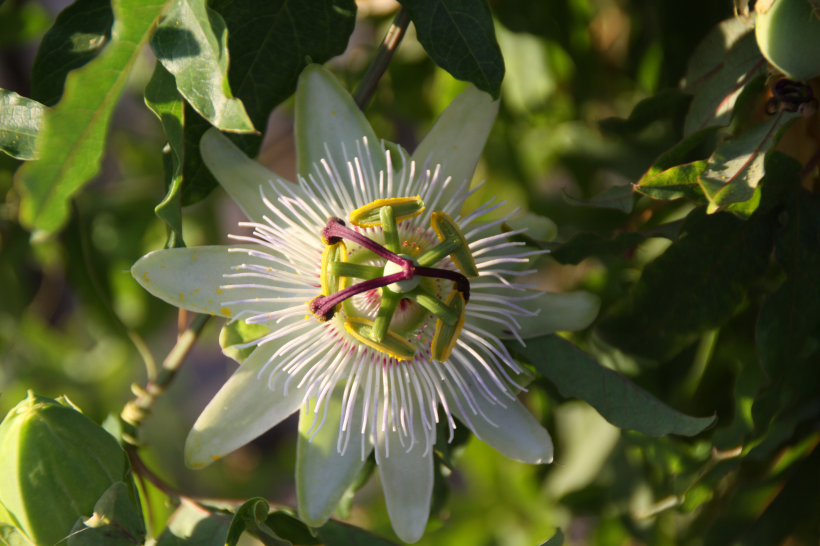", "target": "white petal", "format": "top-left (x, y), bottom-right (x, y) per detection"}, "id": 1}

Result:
top-left (201, 129), bottom-right (286, 223)
top-left (185, 332), bottom-right (312, 468)
top-left (297, 385), bottom-right (373, 526)
top-left (411, 85), bottom-right (499, 213)
top-left (469, 290), bottom-right (601, 340)
top-left (295, 65), bottom-right (385, 206)
top-left (131, 246), bottom-right (308, 319)
top-left (447, 363), bottom-right (553, 464)
top-left (376, 403), bottom-right (433, 544)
